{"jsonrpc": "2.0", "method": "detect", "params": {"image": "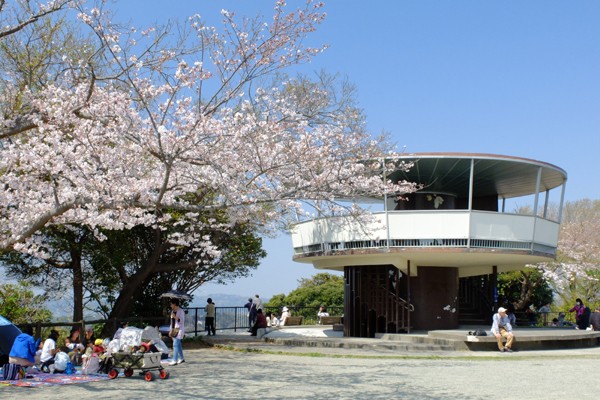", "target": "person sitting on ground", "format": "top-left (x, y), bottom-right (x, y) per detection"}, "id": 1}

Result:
top-left (557, 312), bottom-right (570, 327)
top-left (92, 338), bottom-right (106, 360)
top-left (250, 309), bottom-right (268, 336)
top-left (8, 324), bottom-right (40, 368)
top-left (490, 307), bottom-right (515, 352)
top-left (280, 306), bottom-right (292, 326)
top-left (40, 329), bottom-right (60, 372)
top-left (317, 306), bottom-right (330, 324)
top-left (65, 327), bottom-right (85, 366)
top-left (589, 307), bottom-right (600, 331)
top-left (267, 312), bottom-right (280, 327)
top-left (81, 326), bottom-right (96, 349)
top-left (53, 346), bottom-right (70, 373)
